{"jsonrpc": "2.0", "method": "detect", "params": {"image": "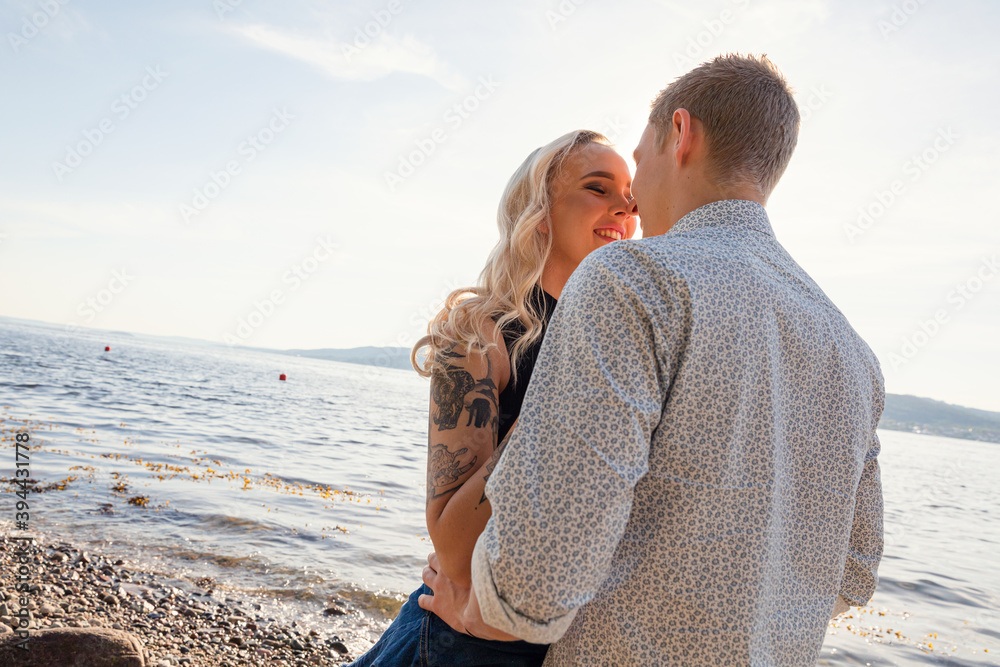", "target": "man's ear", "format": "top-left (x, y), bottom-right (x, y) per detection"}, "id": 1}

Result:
top-left (672, 108), bottom-right (697, 168)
